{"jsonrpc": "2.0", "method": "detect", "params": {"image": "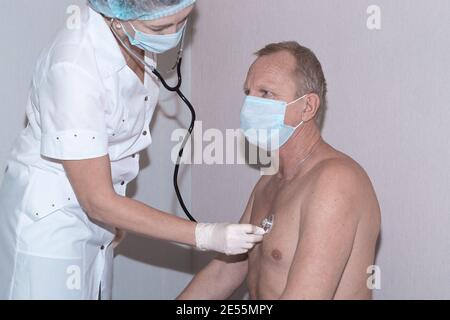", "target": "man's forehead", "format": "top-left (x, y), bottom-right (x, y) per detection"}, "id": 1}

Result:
top-left (255, 51), bottom-right (295, 70)
top-left (246, 51), bottom-right (297, 87)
